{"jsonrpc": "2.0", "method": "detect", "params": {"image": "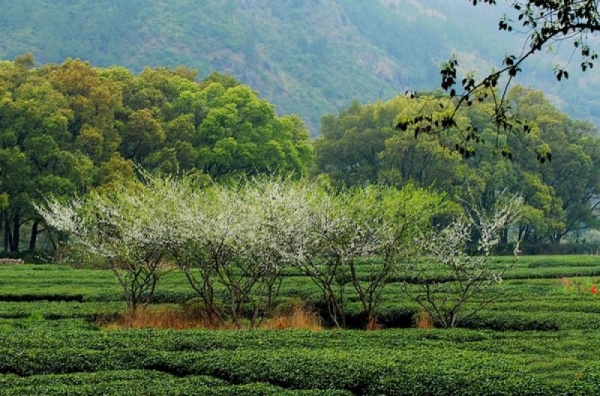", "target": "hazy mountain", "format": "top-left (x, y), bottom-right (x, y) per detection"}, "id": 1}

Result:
top-left (1, 0), bottom-right (597, 133)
